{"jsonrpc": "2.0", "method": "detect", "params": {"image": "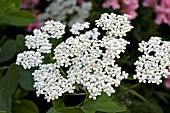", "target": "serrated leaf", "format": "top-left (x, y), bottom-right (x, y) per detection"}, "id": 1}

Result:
top-left (81, 93), bottom-right (127, 113)
top-left (0, 64), bottom-right (19, 113)
top-left (0, 10), bottom-right (35, 26)
top-left (12, 99), bottom-right (39, 113)
top-left (57, 107), bottom-right (84, 113)
top-left (46, 107), bottom-right (56, 113)
top-left (18, 66), bottom-right (35, 91)
top-left (52, 99), bottom-right (65, 110)
top-left (0, 39), bottom-right (17, 63)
